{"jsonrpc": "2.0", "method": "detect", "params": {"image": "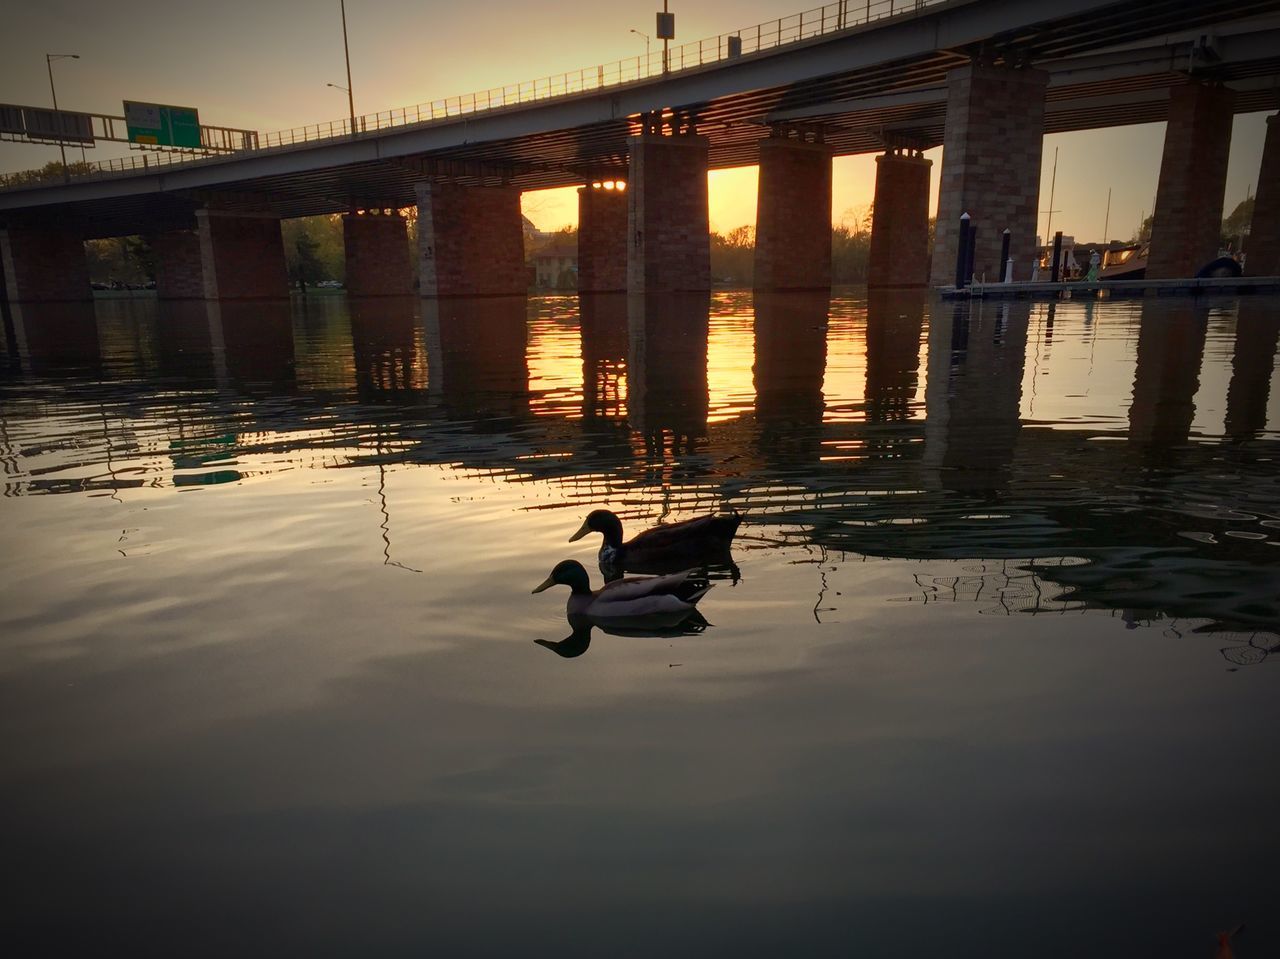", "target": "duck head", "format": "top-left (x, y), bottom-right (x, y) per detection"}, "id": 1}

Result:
top-left (569, 509), bottom-right (624, 547)
top-left (532, 559), bottom-right (593, 595)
